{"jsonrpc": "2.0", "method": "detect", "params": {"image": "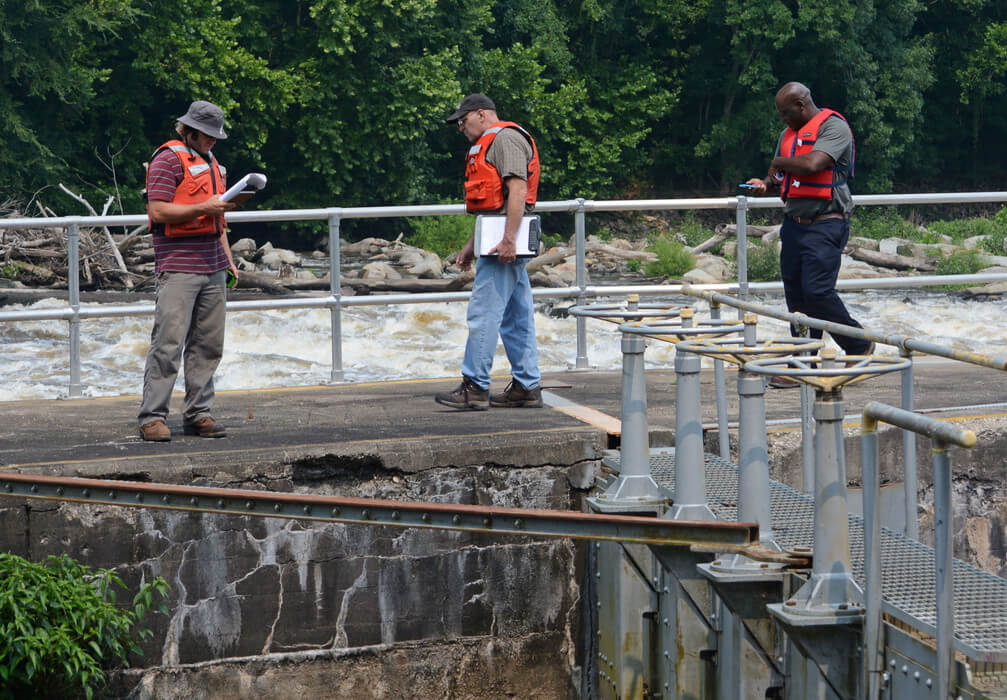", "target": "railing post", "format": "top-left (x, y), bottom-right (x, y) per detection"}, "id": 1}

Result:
top-left (709, 300), bottom-right (730, 461)
top-left (668, 310), bottom-right (716, 521)
top-left (574, 198), bottom-right (589, 369)
top-left (736, 195), bottom-right (749, 304)
top-left (933, 440), bottom-right (954, 700)
top-left (328, 213), bottom-right (344, 382)
top-left (799, 325), bottom-right (815, 494)
top-left (67, 221), bottom-right (83, 398)
top-left (901, 348), bottom-right (918, 539)
top-left (861, 418), bottom-right (883, 699)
